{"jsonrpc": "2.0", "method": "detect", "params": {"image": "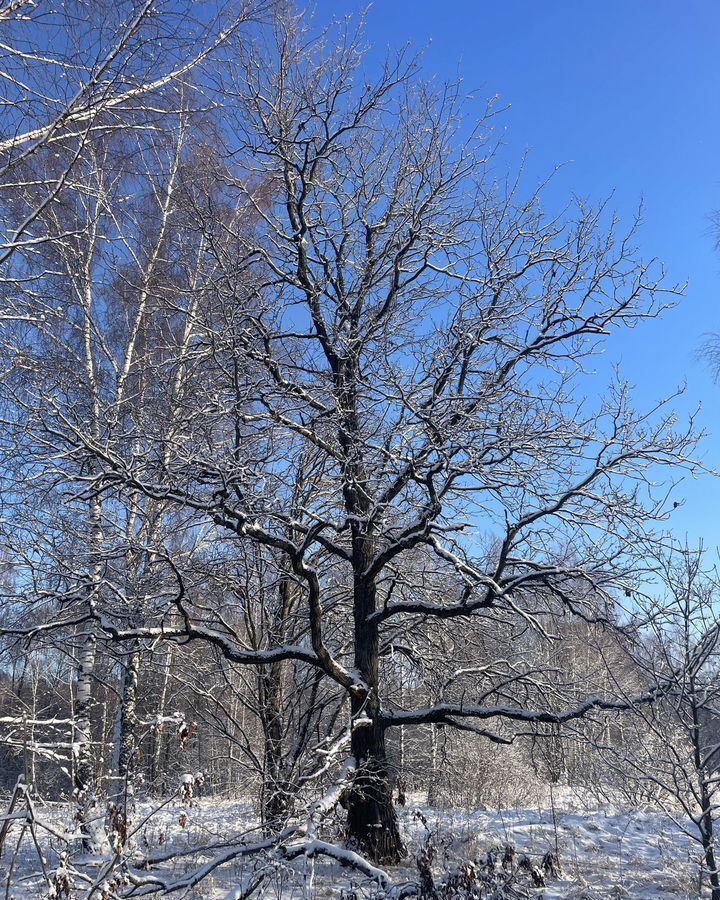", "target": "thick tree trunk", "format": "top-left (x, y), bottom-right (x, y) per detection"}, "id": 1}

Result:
top-left (336, 363), bottom-right (404, 861)
top-left (347, 702), bottom-right (404, 863)
top-left (346, 572), bottom-right (404, 863)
